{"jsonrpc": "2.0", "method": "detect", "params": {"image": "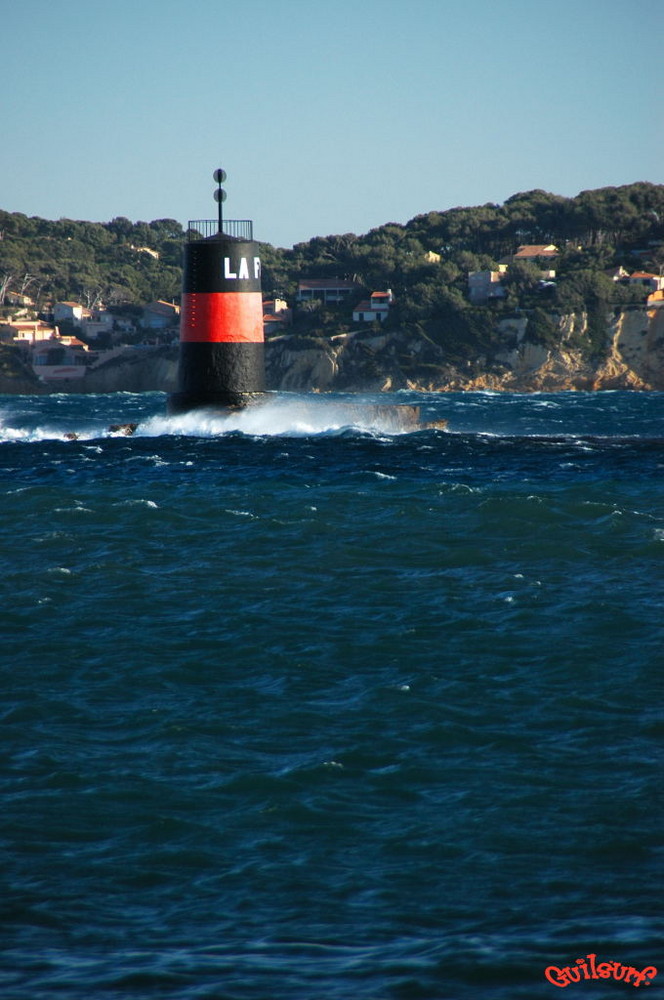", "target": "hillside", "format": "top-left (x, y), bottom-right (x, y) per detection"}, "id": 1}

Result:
top-left (1, 183), bottom-right (664, 393)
